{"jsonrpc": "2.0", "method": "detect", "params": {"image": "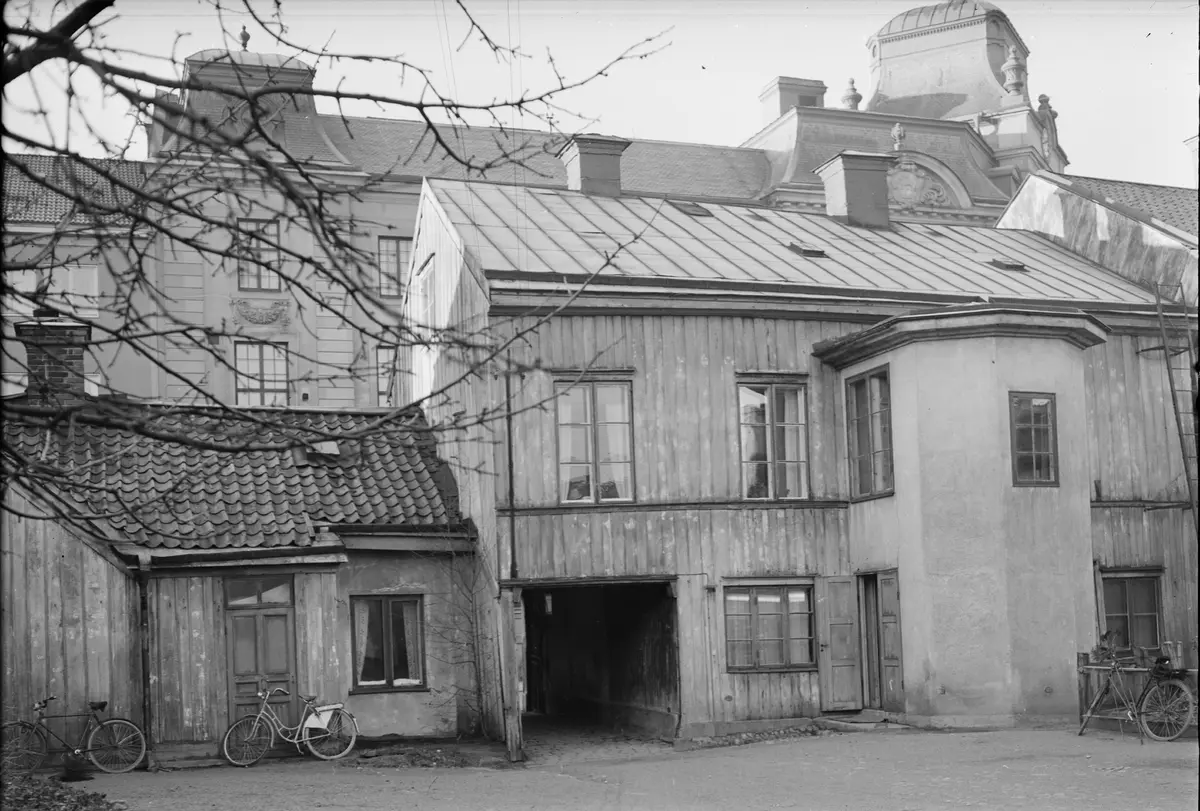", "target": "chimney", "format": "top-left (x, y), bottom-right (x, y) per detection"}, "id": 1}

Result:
top-left (759, 77), bottom-right (827, 125)
top-left (814, 151), bottom-right (897, 229)
top-left (557, 135), bottom-right (632, 197)
top-left (14, 308), bottom-right (93, 407)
